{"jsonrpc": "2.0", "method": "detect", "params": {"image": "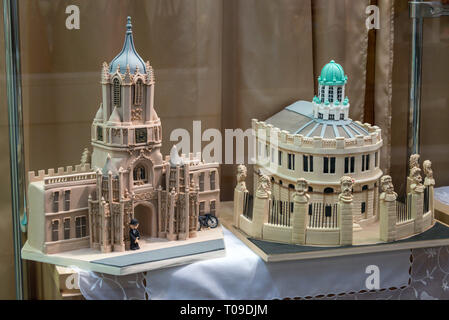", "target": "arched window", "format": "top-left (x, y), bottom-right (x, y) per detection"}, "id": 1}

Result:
top-left (328, 87), bottom-right (334, 102)
top-left (133, 164), bottom-right (147, 185)
top-left (337, 87), bottom-right (343, 101)
top-left (308, 186), bottom-right (313, 192)
top-left (320, 86), bottom-right (325, 102)
top-left (362, 185), bottom-right (369, 191)
top-left (134, 79), bottom-right (143, 106)
top-left (324, 187), bottom-right (334, 194)
top-left (288, 184), bottom-right (295, 189)
top-left (113, 78), bottom-right (121, 108)
top-left (279, 180), bottom-right (283, 186)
